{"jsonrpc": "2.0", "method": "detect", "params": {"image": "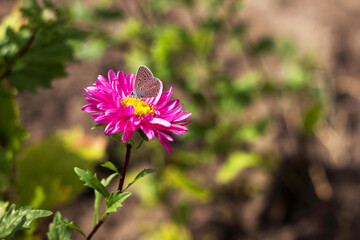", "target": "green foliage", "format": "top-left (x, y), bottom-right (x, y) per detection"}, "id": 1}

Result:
top-left (0, 84), bottom-right (27, 194)
top-left (58, 221), bottom-right (86, 238)
top-left (0, 202), bottom-right (52, 239)
top-left (163, 167), bottom-right (211, 202)
top-left (0, 0), bottom-right (88, 91)
top-left (250, 37), bottom-right (275, 56)
top-left (74, 166), bottom-right (133, 223)
top-left (124, 169), bottom-right (156, 191)
top-left (101, 161), bottom-right (119, 173)
top-left (105, 191), bottom-right (132, 214)
top-left (47, 212), bottom-right (72, 240)
top-left (302, 102), bottom-right (323, 134)
top-left (16, 130), bottom-right (101, 209)
top-left (141, 222), bottom-right (191, 240)
top-left (216, 152), bottom-right (262, 184)
top-left (233, 119), bottom-right (269, 143)
top-left (94, 173), bottom-right (118, 226)
top-left (0, 0), bottom-right (89, 202)
top-left (0, 0), bottom-right (329, 238)
top-left (74, 167), bottom-right (110, 198)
